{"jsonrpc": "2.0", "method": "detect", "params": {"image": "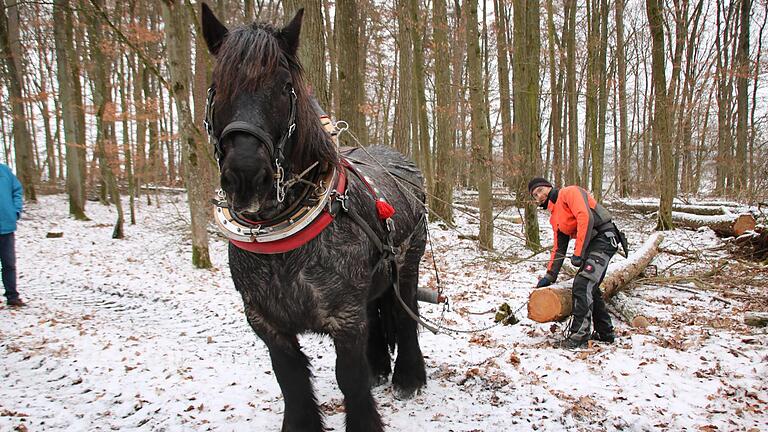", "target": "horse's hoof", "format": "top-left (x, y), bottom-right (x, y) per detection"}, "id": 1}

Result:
top-left (392, 384), bottom-right (421, 400)
top-left (371, 374), bottom-right (389, 388)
